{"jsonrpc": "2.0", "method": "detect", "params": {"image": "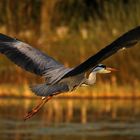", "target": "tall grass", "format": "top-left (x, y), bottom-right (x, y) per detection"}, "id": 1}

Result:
top-left (0, 0), bottom-right (140, 88)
